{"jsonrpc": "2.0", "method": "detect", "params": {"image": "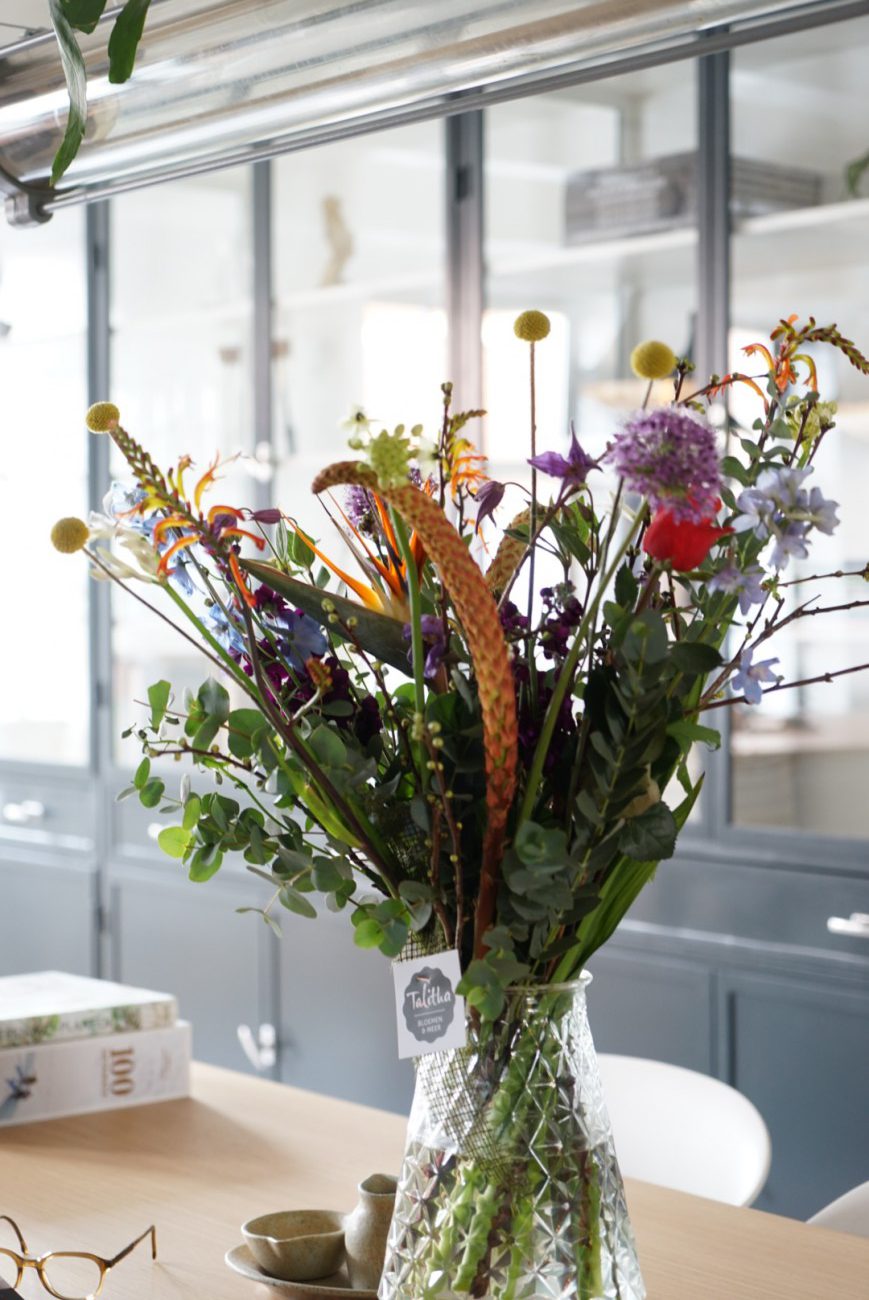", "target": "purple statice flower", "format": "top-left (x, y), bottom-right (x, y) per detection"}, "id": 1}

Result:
top-left (345, 484), bottom-right (377, 536)
top-left (732, 648), bottom-right (782, 705)
top-left (539, 585), bottom-right (583, 660)
top-left (707, 564), bottom-right (766, 616)
top-left (607, 405), bottom-right (721, 522)
top-left (473, 479), bottom-right (505, 529)
top-left (529, 428), bottom-right (595, 489)
top-left (403, 614), bottom-right (447, 680)
top-left (500, 601), bottom-right (529, 640)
